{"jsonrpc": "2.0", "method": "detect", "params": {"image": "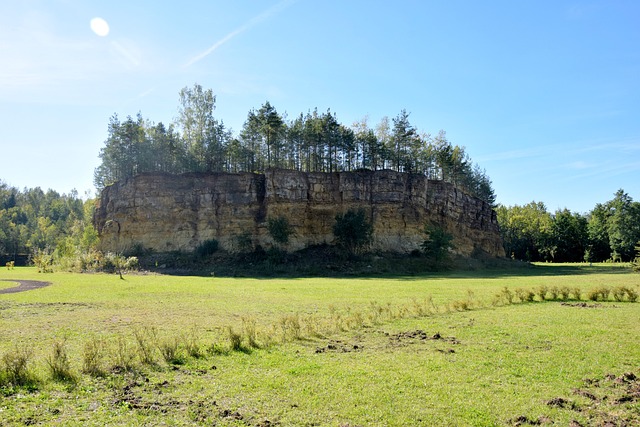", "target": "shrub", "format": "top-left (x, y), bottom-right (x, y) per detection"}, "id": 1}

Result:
top-left (1, 346), bottom-right (37, 387)
top-left (227, 326), bottom-right (244, 352)
top-left (195, 239), bottom-right (219, 258)
top-left (82, 337), bottom-right (106, 377)
top-left (536, 285), bottom-right (549, 301)
top-left (515, 288), bottom-right (535, 303)
top-left (421, 224), bottom-right (454, 266)
top-left (242, 317), bottom-right (259, 349)
top-left (46, 339), bottom-right (75, 382)
top-left (587, 286), bottom-right (611, 302)
top-left (570, 287), bottom-right (582, 300)
top-left (234, 232), bottom-right (253, 254)
top-left (158, 335), bottom-right (184, 365)
top-left (32, 248), bottom-right (54, 273)
top-left (112, 336), bottom-right (136, 371)
top-left (134, 327), bottom-right (157, 365)
top-left (184, 326), bottom-right (204, 359)
top-left (279, 313), bottom-right (302, 341)
top-left (612, 286), bottom-right (639, 302)
top-left (333, 209), bottom-right (373, 254)
top-left (558, 286), bottom-right (571, 301)
top-left (267, 216), bottom-right (293, 247)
